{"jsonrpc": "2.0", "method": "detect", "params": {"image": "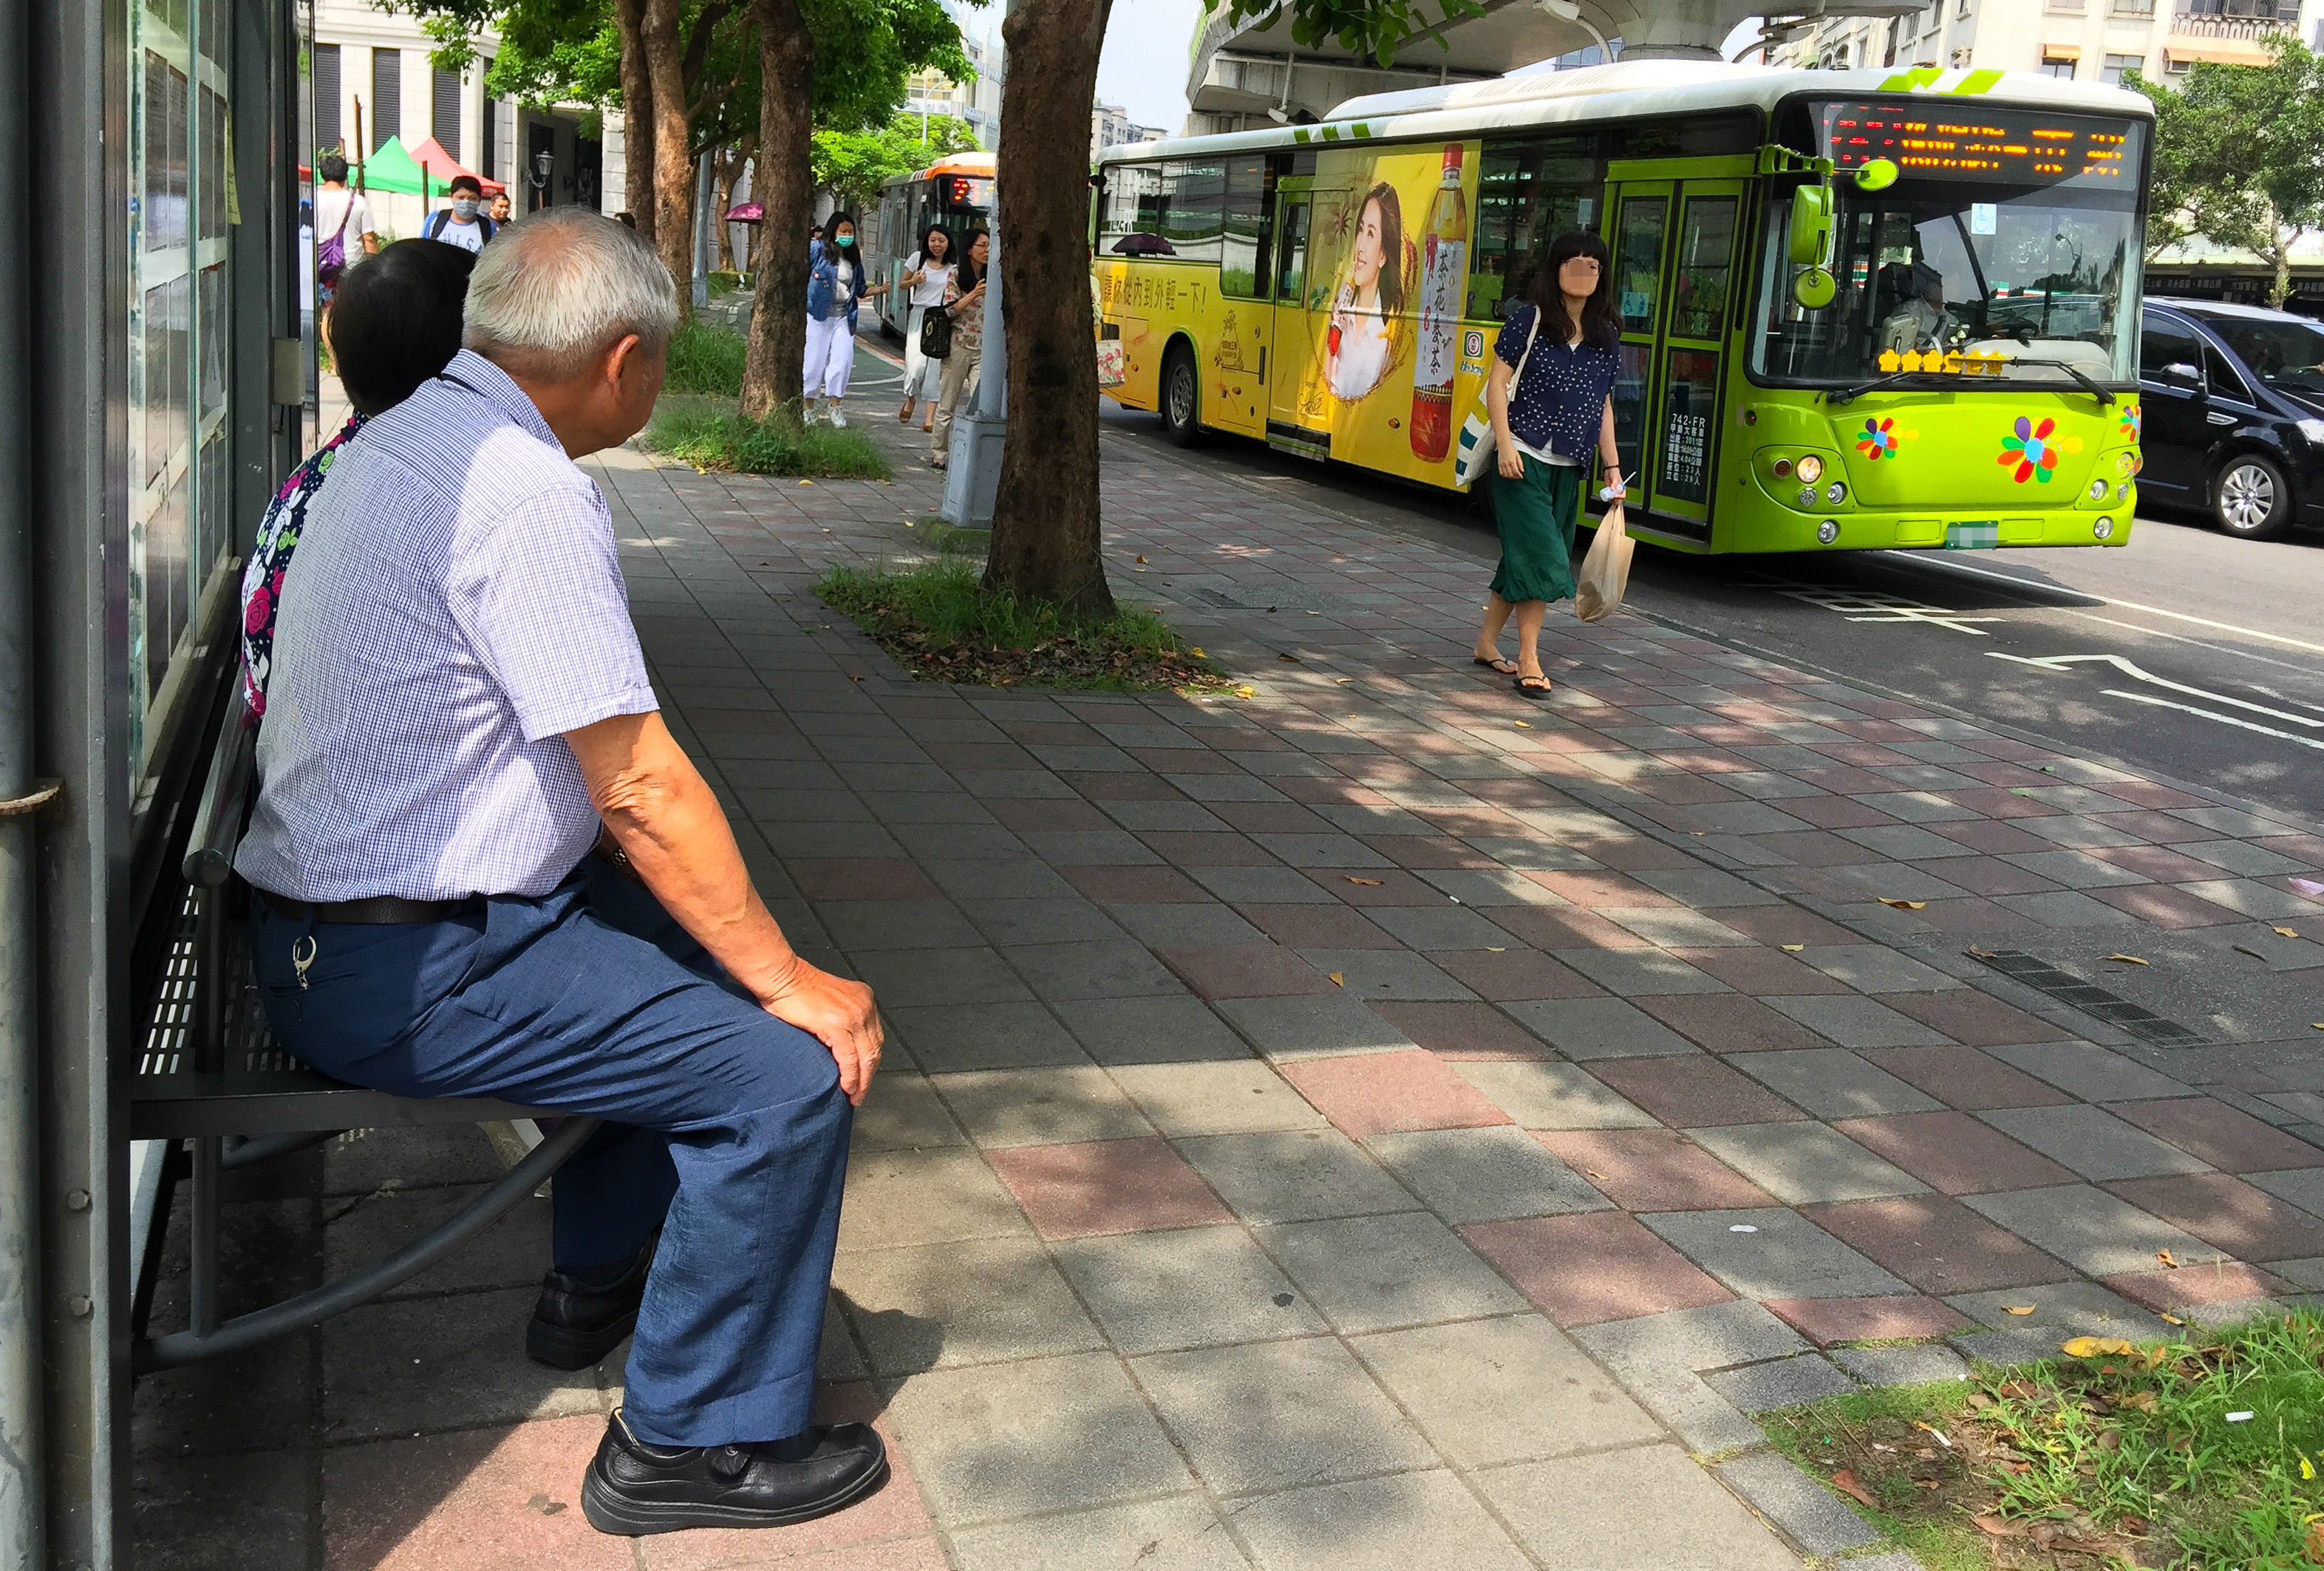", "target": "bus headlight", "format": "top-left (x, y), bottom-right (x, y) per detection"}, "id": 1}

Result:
top-left (1772, 457), bottom-right (1793, 477)
top-left (2089, 478), bottom-right (2109, 500)
top-left (2116, 452), bottom-right (2135, 476)
top-left (1816, 519), bottom-right (1840, 545)
top-left (2094, 518), bottom-right (2114, 539)
top-left (1796, 454), bottom-right (1824, 484)
top-left (1825, 481), bottom-right (1847, 504)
